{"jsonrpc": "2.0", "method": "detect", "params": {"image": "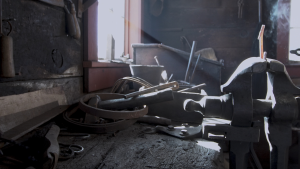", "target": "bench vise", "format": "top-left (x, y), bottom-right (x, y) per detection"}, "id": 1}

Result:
top-left (184, 57), bottom-right (300, 169)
